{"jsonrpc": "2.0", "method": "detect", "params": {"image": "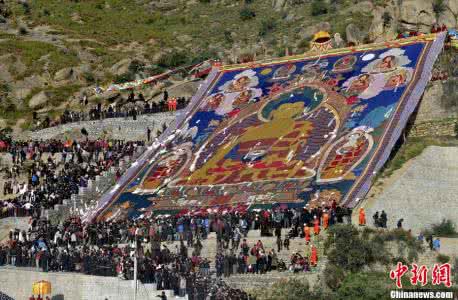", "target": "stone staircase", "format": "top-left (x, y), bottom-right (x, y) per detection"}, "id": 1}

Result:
top-left (163, 228), bottom-right (327, 290)
top-left (43, 146), bottom-right (145, 223)
top-left (0, 217), bottom-right (30, 242)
